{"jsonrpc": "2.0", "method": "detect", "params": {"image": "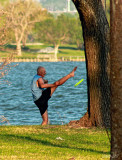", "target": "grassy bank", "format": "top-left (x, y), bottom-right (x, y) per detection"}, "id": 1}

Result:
top-left (0, 44), bottom-right (84, 59)
top-left (0, 125), bottom-right (110, 160)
